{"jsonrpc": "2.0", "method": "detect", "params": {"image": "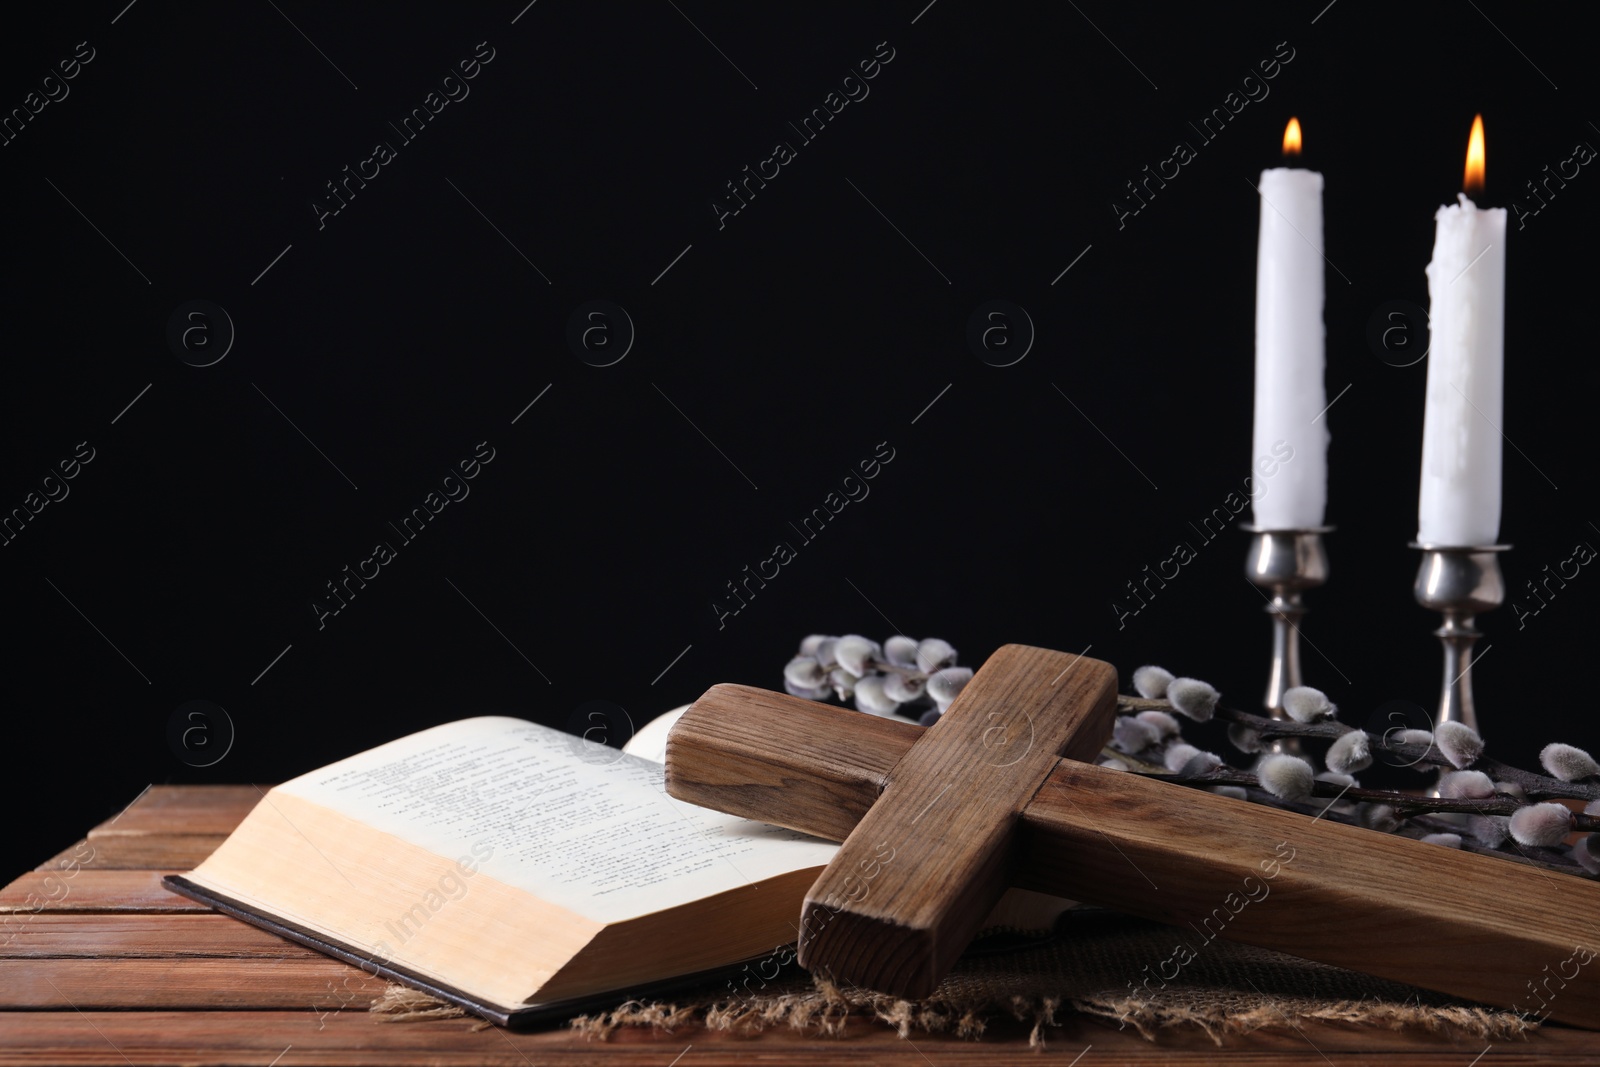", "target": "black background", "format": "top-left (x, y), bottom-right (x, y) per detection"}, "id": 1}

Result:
top-left (3, 1), bottom-right (1596, 873)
